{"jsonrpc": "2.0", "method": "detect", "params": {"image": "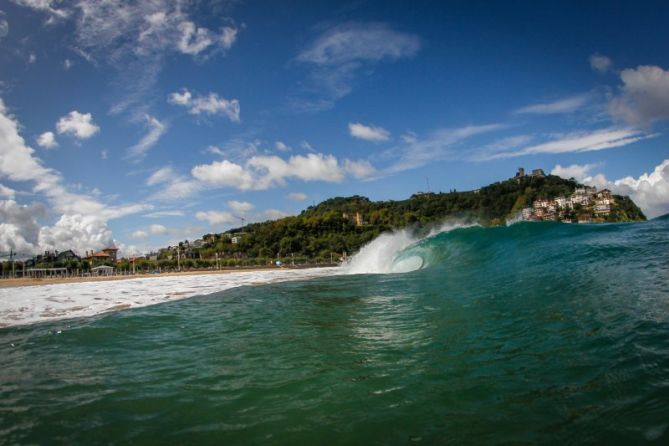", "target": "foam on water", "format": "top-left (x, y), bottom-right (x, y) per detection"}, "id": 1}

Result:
top-left (0, 268), bottom-right (334, 328)
top-left (344, 222), bottom-right (475, 274)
